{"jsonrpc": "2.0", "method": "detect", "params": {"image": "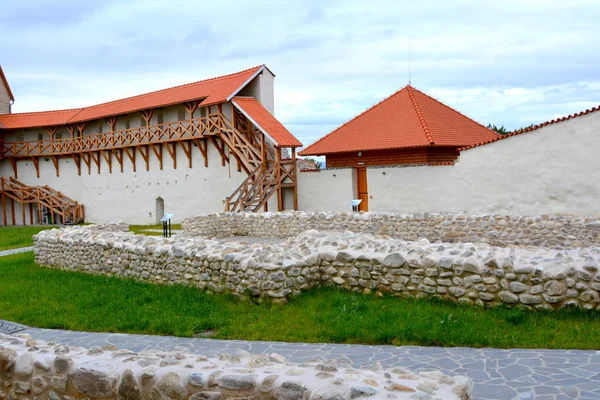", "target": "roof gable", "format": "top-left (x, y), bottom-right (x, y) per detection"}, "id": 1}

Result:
top-left (0, 65), bottom-right (264, 129)
top-left (0, 66), bottom-right (15, 102)
top-left (299, 85), bottom-right (498, 156)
